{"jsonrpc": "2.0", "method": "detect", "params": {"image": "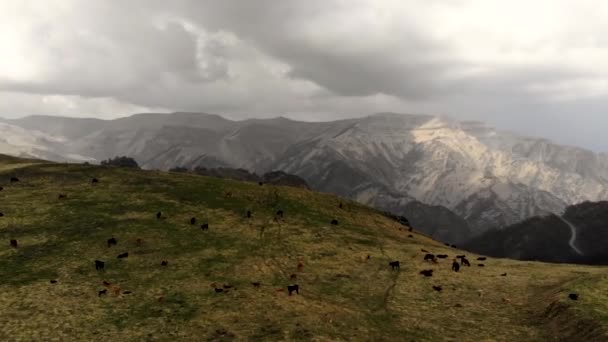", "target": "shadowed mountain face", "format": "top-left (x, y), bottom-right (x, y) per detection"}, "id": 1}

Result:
top-left (3, 112), bottom-right (608, 236)
top-left (464, 201), bottom-right (608, 264)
